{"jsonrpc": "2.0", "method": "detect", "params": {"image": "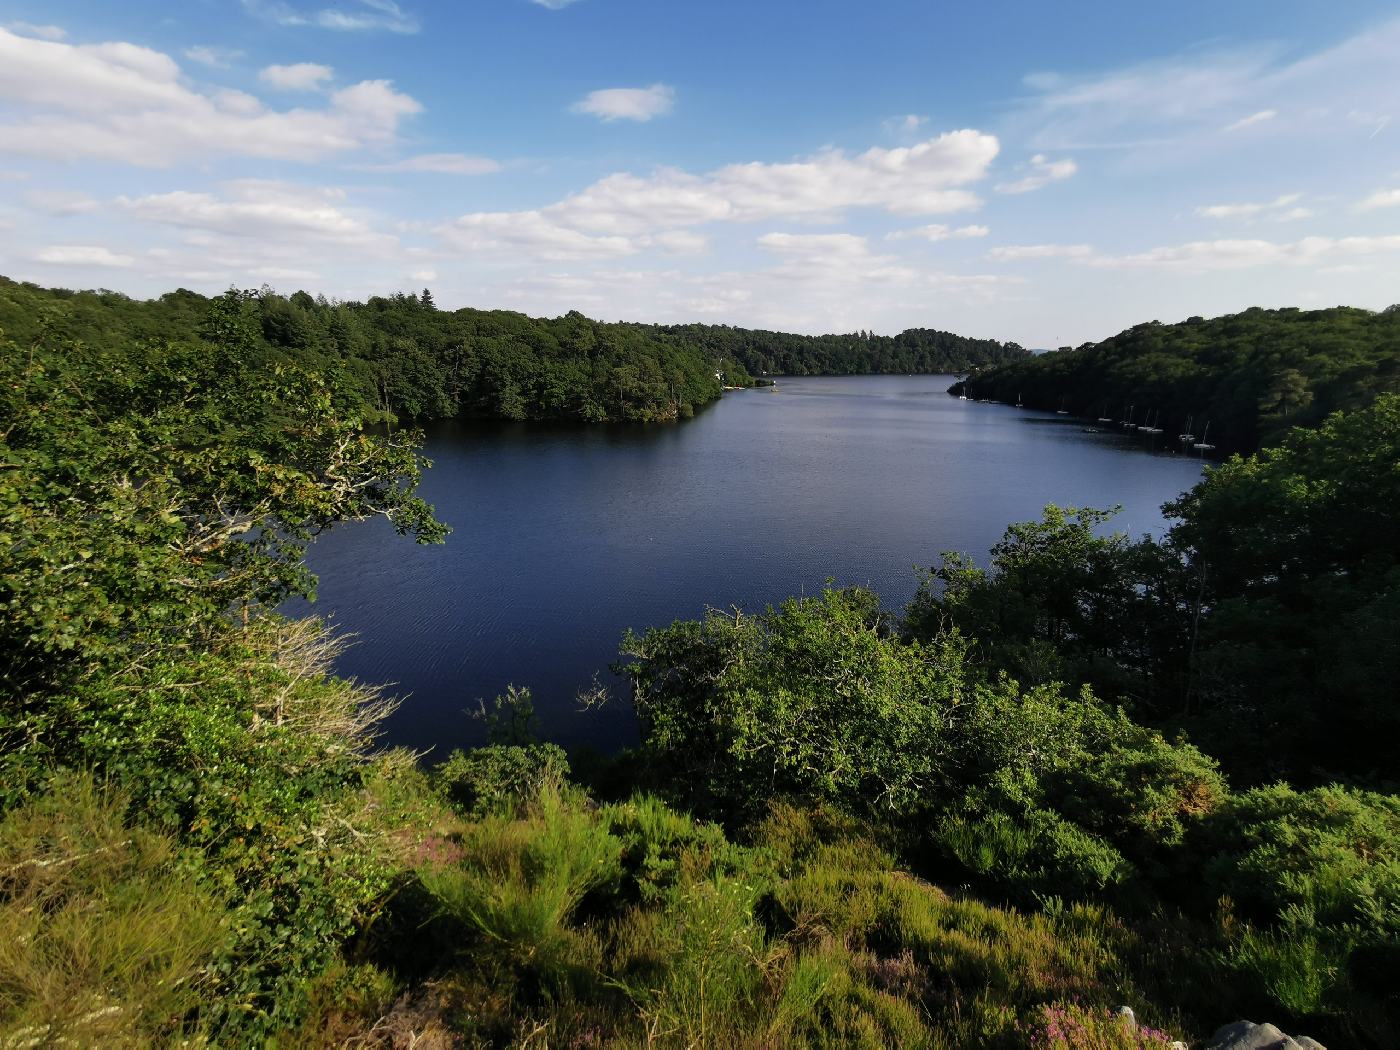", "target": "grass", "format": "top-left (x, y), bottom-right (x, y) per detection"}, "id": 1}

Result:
top-left (0, 773), bottom-right (227, 1047)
